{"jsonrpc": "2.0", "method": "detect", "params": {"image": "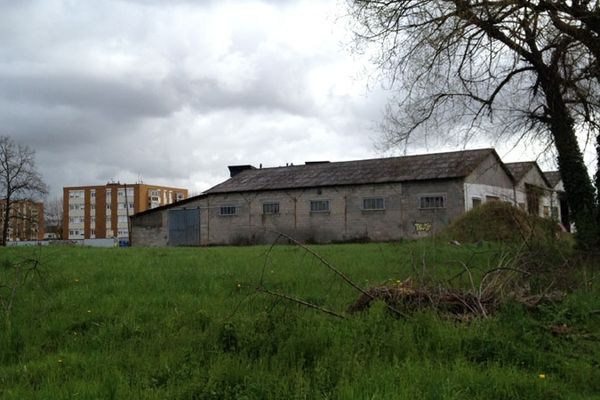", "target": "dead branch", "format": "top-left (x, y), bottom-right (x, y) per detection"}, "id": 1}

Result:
top-left (257, 287), bottom-right (346, 319)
